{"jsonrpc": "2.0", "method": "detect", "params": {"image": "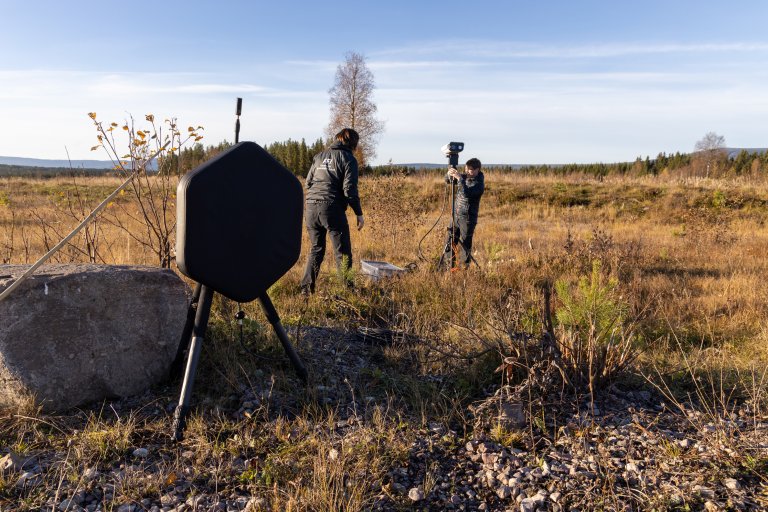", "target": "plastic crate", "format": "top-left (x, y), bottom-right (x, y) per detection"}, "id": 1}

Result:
top-left (360, 260), bottom-right (405, 280)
